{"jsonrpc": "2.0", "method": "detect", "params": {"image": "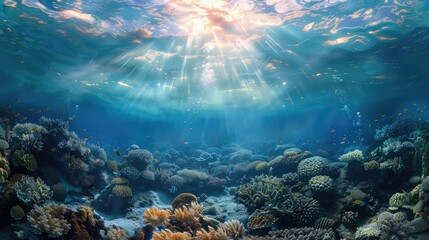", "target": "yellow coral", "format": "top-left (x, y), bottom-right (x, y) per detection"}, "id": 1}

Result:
top-left (112, 185), bottom-right (133, 198)
top-left (255, 162), bottom-right (268, 171)
top-left (106, 160), bottom-right (119, 172)
top-left (218, 220), bottom-right (245, 238)
top-left (12, 150), bottom-right (37, 171)
top-left (0, 156), bottom-right (10, 185)
top-left (196, 226), bottom-right (227, 240)
top-left (111, 177), bottom-right (129, 186)
top-left (143, 207), bottom-right (171, 227)
top-left (152, 229), bottom-right (191, 240)
top-left (364, 160), bottom-right (380, 171)
top-left (339, 150), bottom-right (364, 162)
